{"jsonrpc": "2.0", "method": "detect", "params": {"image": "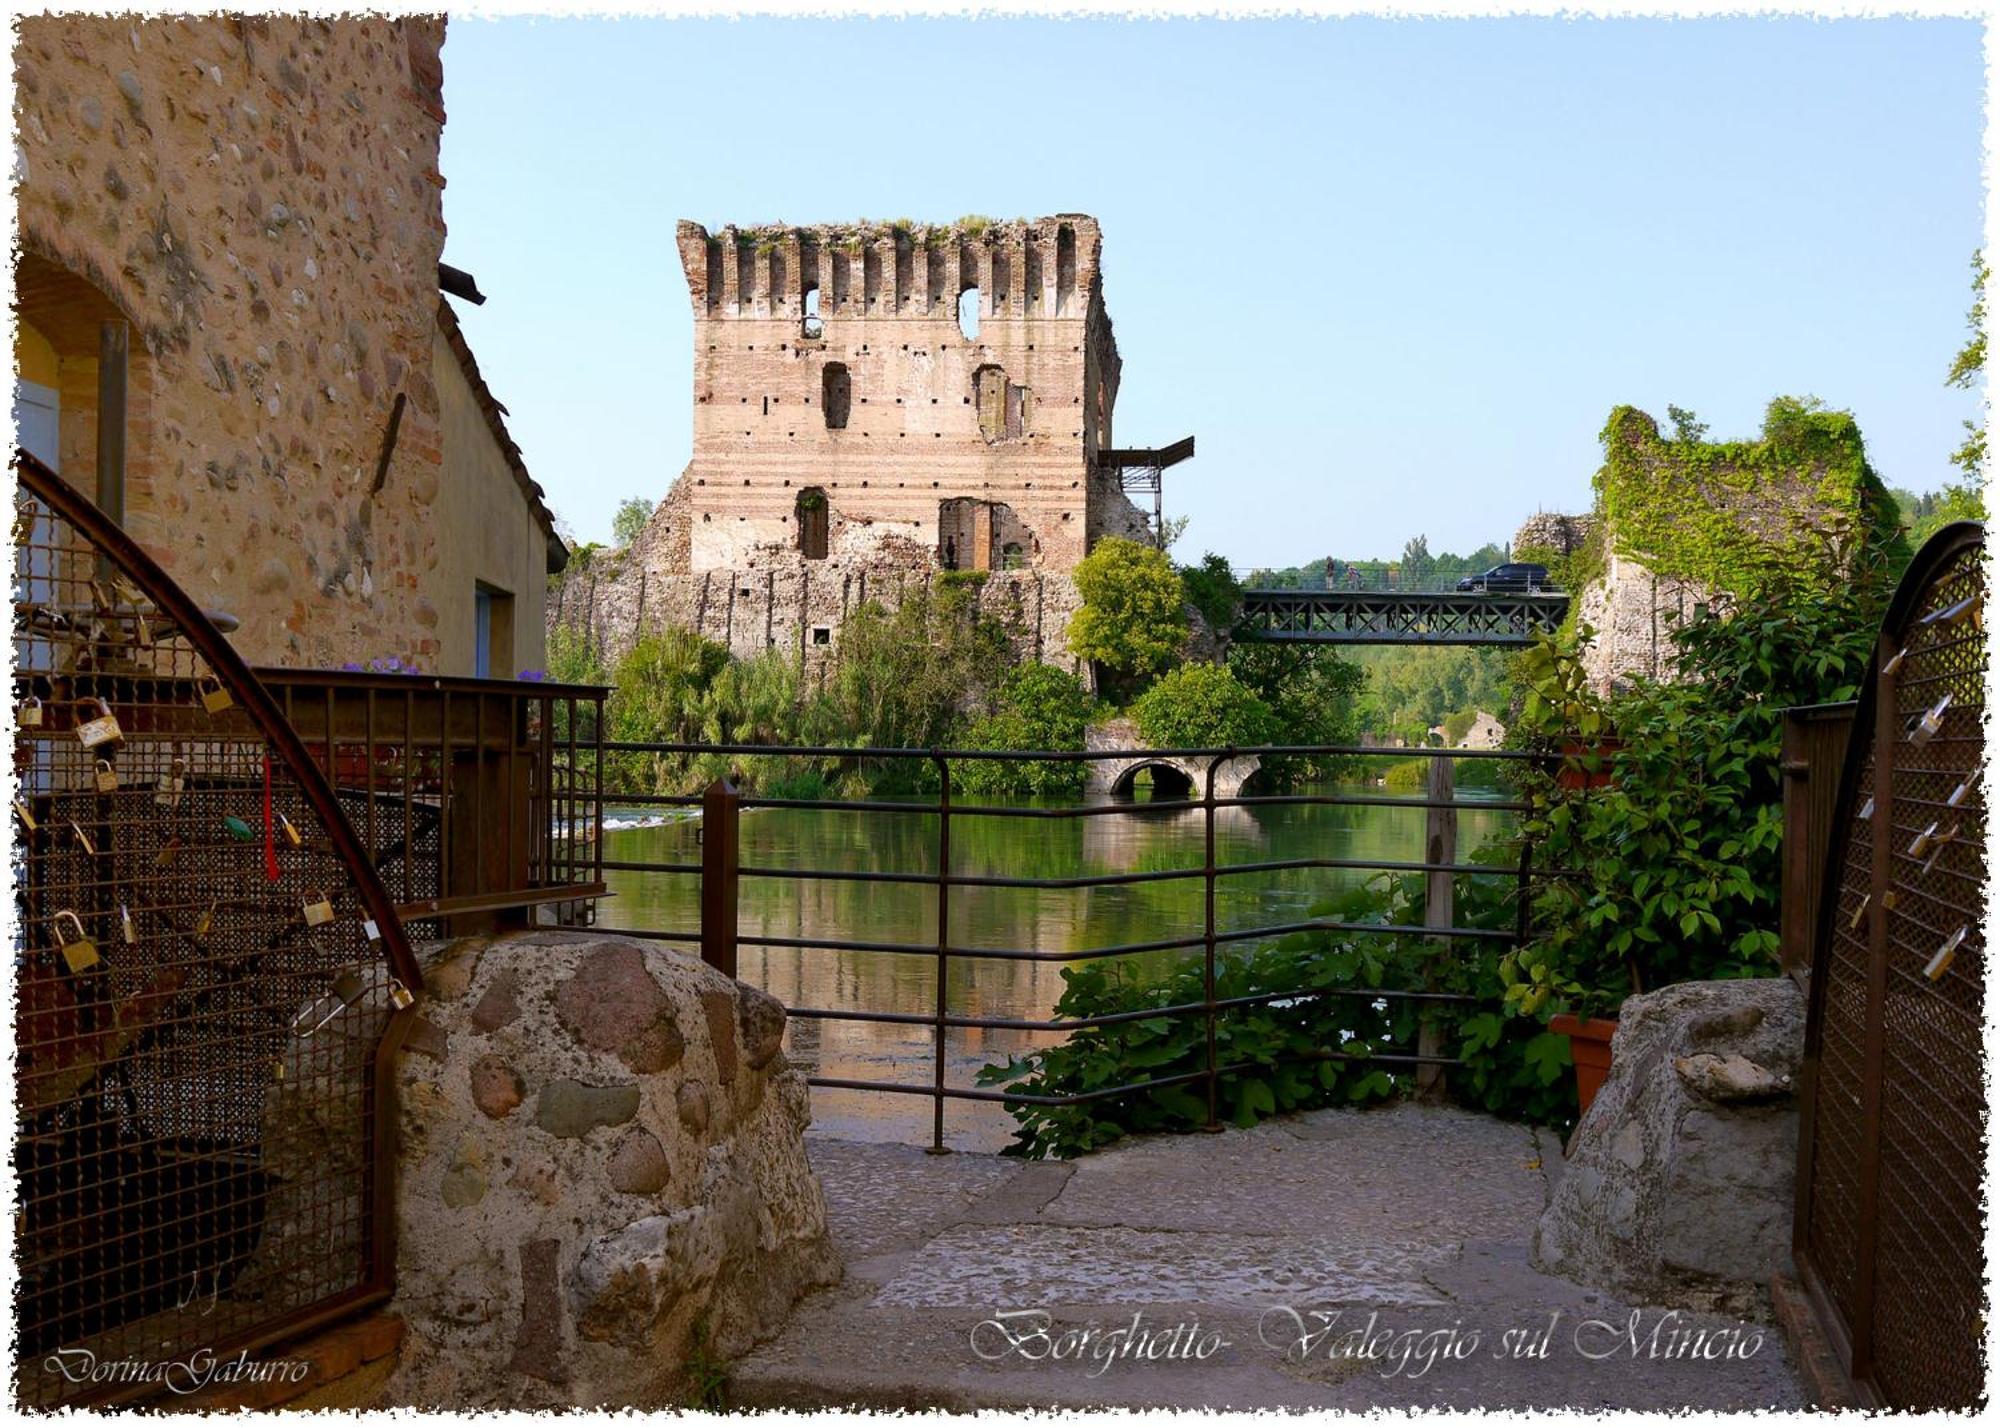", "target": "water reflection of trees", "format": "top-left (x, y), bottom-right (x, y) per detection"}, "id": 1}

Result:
top-left (596, 785), bottom-right (1518, 1130)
